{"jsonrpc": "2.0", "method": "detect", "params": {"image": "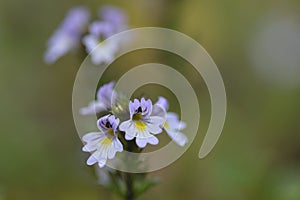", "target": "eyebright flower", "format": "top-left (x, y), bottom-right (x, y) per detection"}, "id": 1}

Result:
top-left (119, 98), bottom-right (165, 148)
top-left (44, 6), bottom-right (90, 64)
top-left (82, 115), bottom-right (123, 168)
top-left (80, 81), bottom-right (117, 115)
top-left (82, 6), bottom-right (127, 65)
top-left (156, 97), bottom-right (188, 146)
